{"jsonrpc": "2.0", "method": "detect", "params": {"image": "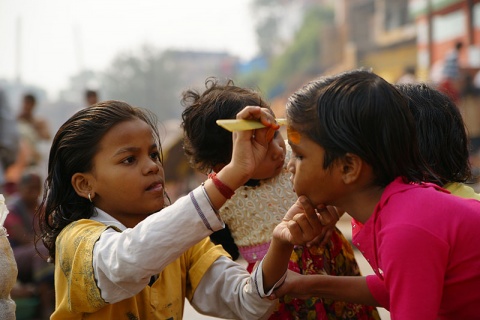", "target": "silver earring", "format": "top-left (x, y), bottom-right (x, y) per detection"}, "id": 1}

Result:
top-left (88, 193), bottom-right (92, 203)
